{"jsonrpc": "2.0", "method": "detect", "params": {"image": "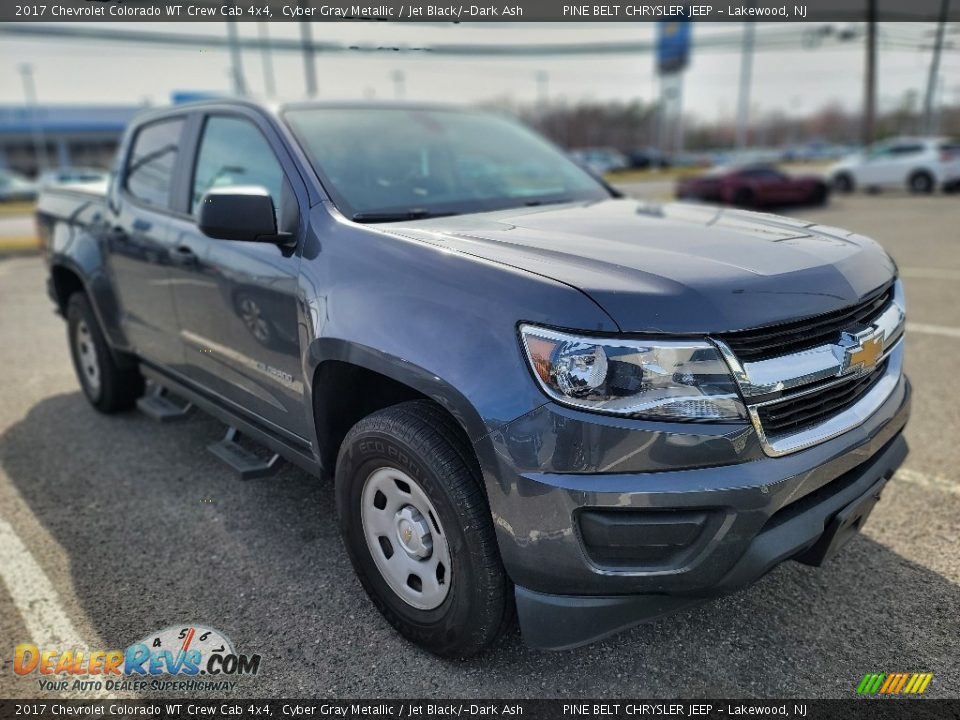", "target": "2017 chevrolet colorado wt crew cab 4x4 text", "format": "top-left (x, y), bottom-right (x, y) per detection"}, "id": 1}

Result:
top-left (36, 101), bottom-right (910, 657)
